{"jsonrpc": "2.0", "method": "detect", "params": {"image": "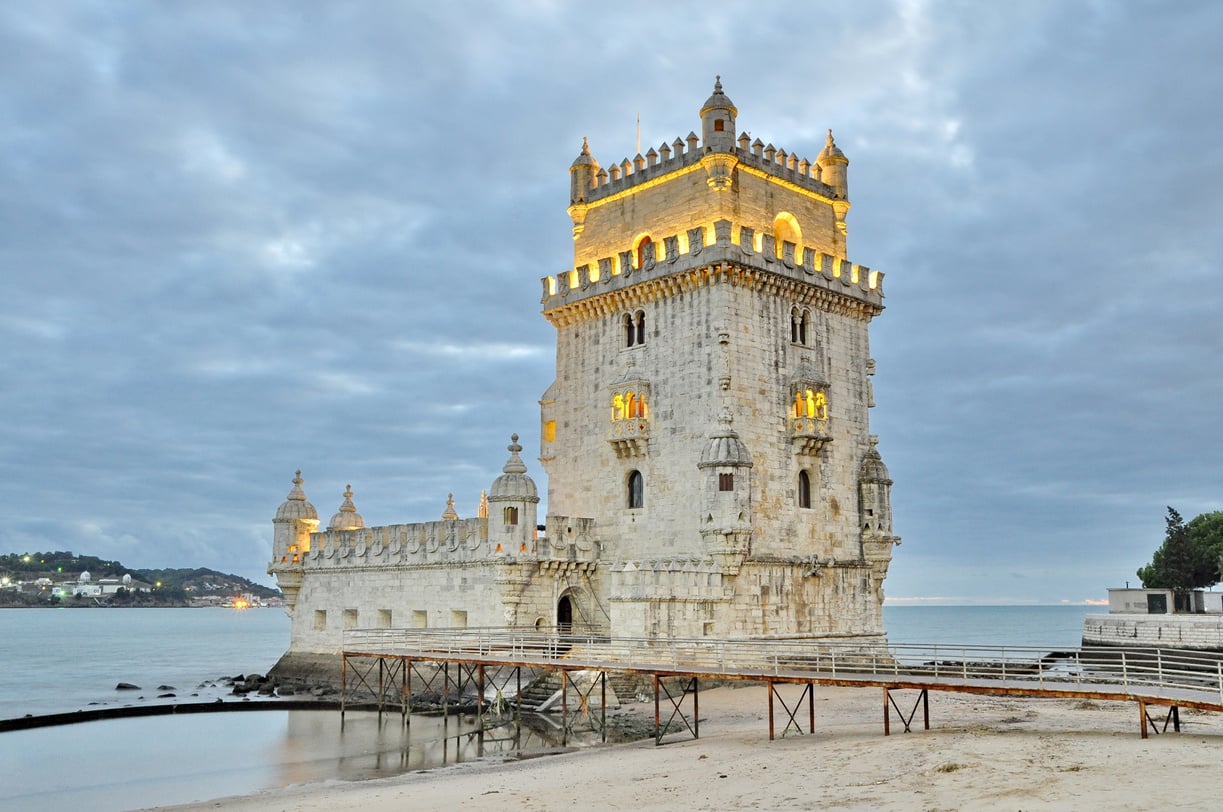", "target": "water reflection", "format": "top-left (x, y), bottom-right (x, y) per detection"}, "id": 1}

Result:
top-left (0, 707), bottom-right (622, 812)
